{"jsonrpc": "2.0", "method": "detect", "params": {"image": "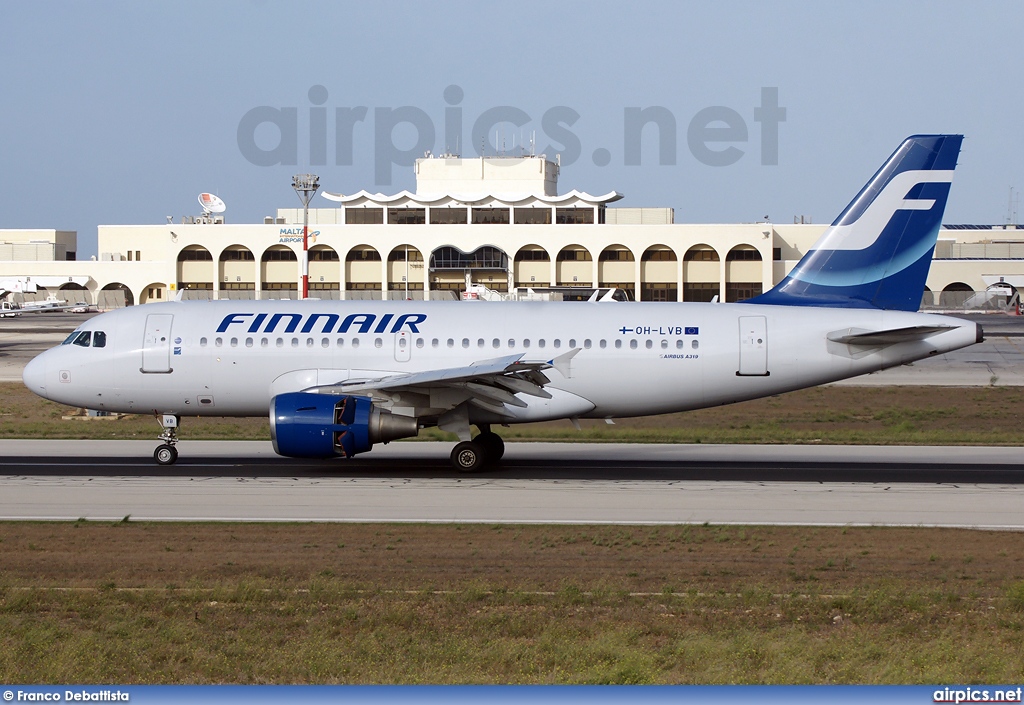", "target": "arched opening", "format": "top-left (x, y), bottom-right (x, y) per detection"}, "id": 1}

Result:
top-left (99, 282), bottom-right (133, 308)
top-left (218, 245), bottom-right (256, 299)
top-left (514, 245), bottom-right (551, 287)
top-left (555, 244), bottom-right (593, 287)
top-left (140, 282), bottom-right (168, 304)
top-left (429, 245), bottom-right (510, 295)
top-left (725, 245), bottom-right (764, 302)
top-left (309, 245), bottom-right (340, 299)
top-left (641, 245), bottom-right (677, 302)
top-left (683, 244), bottom-right (720, 302)
top-left (345, 245), bottom-right (383, 300)
top-left (261, 245), bottom-right (298, 299)
top-left (598, 245), bottom-right (635, 300)
top-left (387, 245), bottom-right (425, 300)
top-left (939, 282), bottom-right (973, 308)
top-left (176, 245), bottom-right (214, 300)
top-left (58, 282), bottom-right (91, 305)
